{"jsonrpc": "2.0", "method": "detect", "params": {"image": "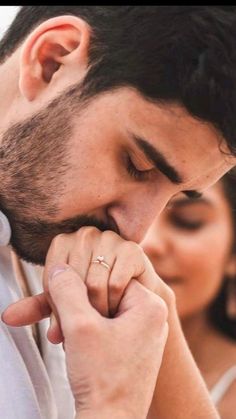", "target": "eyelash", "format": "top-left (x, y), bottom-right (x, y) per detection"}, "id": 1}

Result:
top-left (126, 156), bottom-right (152, 181)
top-left (171, 217), bottom-right (205, 231)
